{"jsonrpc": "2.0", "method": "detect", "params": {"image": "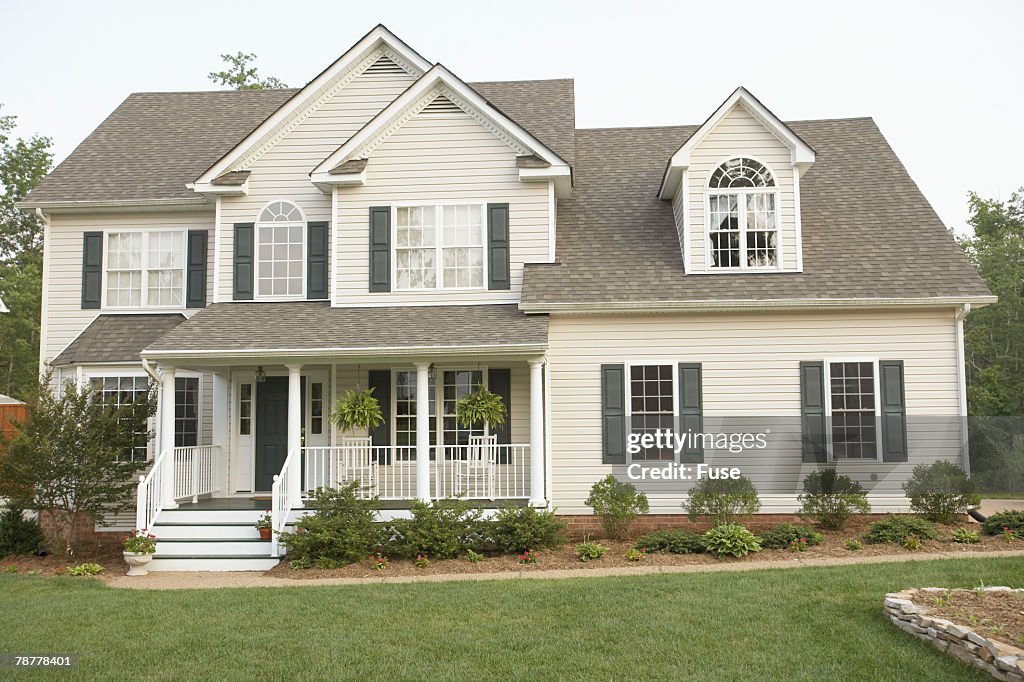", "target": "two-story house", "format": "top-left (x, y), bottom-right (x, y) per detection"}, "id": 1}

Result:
top-left (20, 26), bottom-right (994, 570)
